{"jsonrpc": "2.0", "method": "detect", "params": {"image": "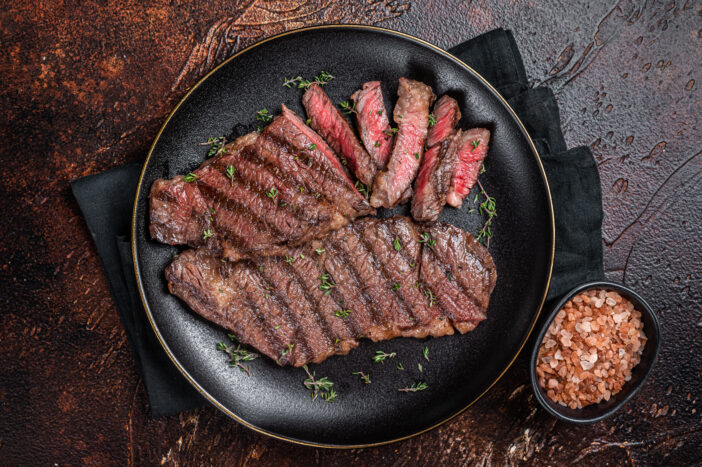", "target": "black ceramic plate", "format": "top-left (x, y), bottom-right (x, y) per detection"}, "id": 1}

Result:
top-left (132, 25), bottom-right (554, 447)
